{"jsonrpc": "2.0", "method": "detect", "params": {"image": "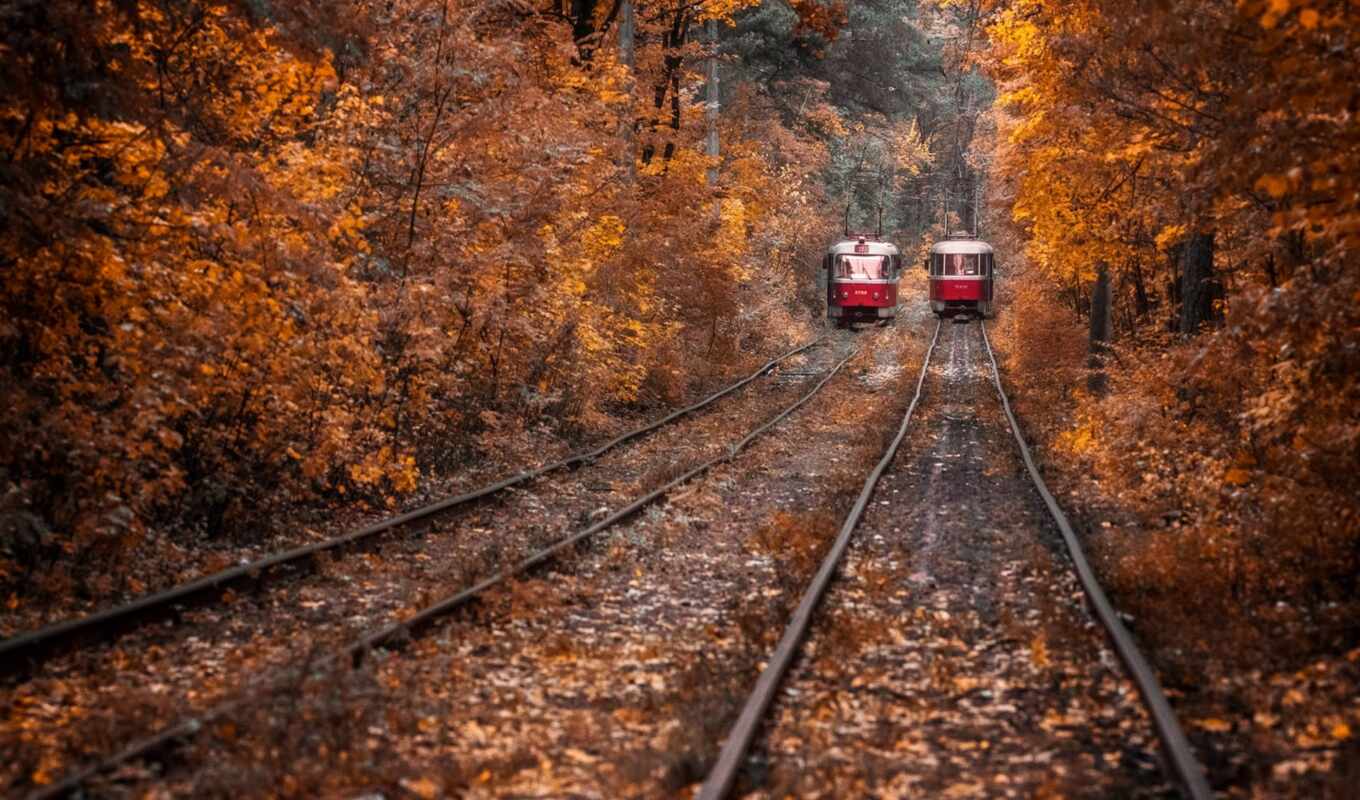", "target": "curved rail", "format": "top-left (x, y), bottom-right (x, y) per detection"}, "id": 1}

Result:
top-left (27, 343), bottom-right (862, 800)
top-left (698, 320), bottom-right (942, 800)
top-left (978, 321), bottom-right (1212, 800)
top-left (0, 337), bottom-right (826, 675)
